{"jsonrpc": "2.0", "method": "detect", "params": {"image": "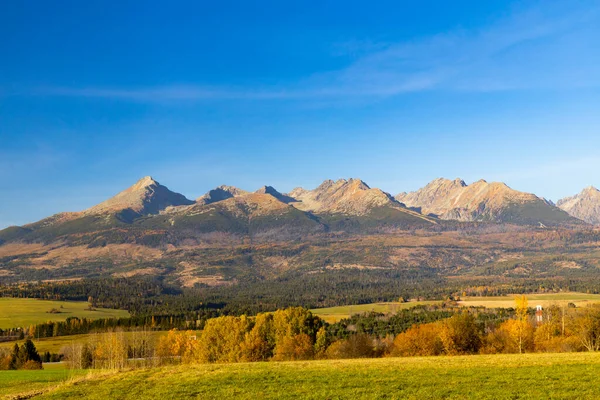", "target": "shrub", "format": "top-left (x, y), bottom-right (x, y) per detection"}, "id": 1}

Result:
top-left (390, 323), bottom-right (444, 357)
top-left (21, 360), bottom-right (43, 370)
top-left (273, 333), bottom-right (314, 361)
top-left (439, 313), bottom-right (482, 355)
top-left (325, 334), bottom-right (375, 359)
